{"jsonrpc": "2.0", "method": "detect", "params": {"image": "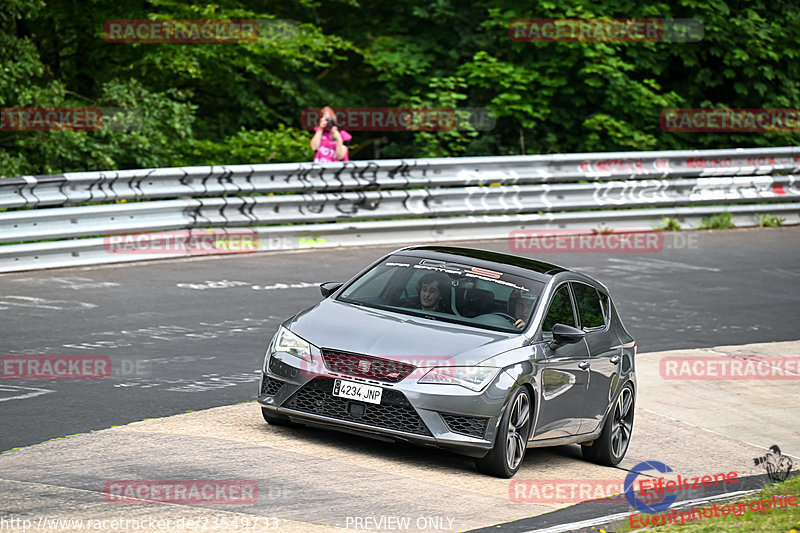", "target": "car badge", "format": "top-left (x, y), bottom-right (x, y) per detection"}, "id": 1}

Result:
top-left (357, 360), bottom-right (371, 373)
